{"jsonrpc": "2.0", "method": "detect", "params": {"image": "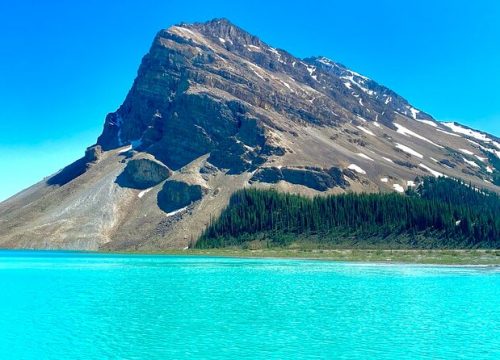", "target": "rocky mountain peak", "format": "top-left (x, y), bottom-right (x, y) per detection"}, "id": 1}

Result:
top-left (2, 19), bottom-right (498, 251)
top-left (187, 18), bottom-right (256, 44)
